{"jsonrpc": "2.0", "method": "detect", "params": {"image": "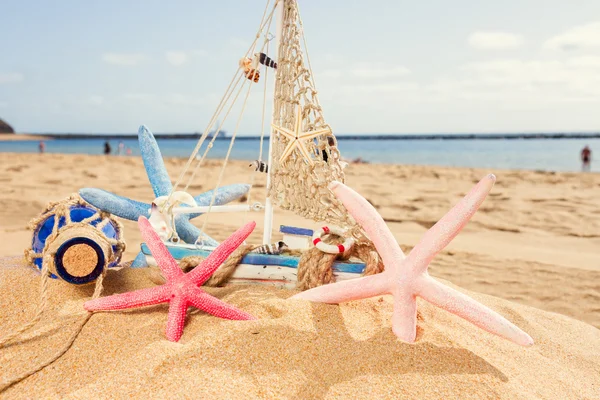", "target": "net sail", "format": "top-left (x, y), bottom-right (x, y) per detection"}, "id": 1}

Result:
top-left (268, 0), bottom-right (355, 230)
